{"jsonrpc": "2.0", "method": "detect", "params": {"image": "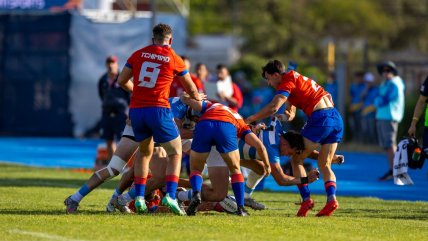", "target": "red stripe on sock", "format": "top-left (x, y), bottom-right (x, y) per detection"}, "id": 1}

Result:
top-left (134, 177), bottom-right (147, 185)
top-left (297, 184), bottom-right (308, 188)
top-left (324, 181), bottom-right (336, 189)
top-left (231, 173), bottom-right (244, 183)
top-left (166, 175), bottom-right (179, 183)
top-left (190, 171), bottom-right (202, 178)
